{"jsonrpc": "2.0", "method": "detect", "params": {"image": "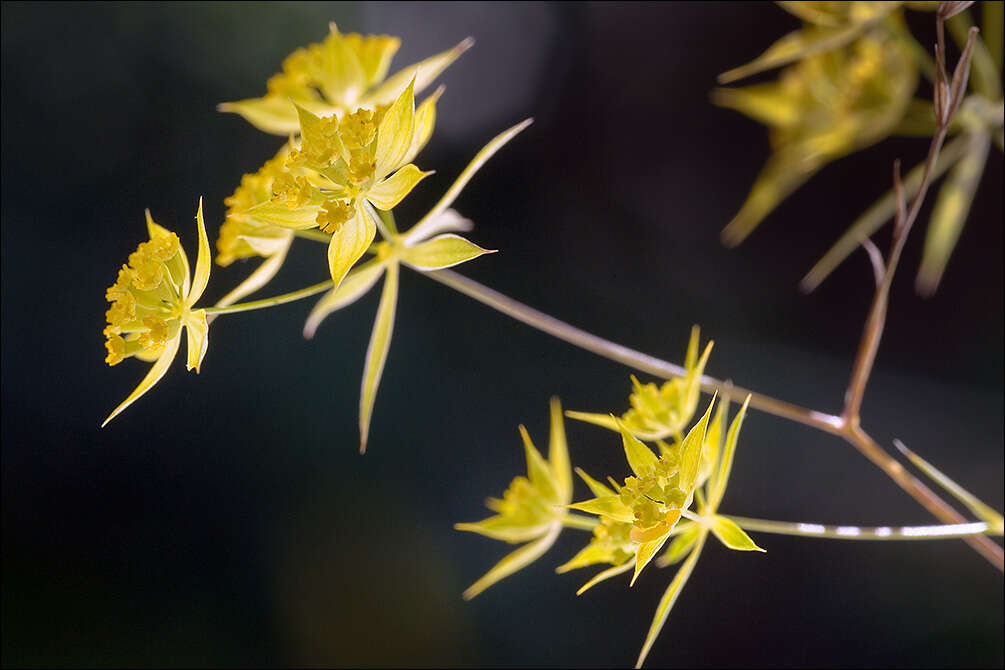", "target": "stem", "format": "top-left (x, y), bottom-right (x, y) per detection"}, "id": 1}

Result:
top-left (295, 229), bottom-right (333, 243)
top-left (726, 515), bottom-right (995, 540)
top-left (203, 279), bottom-right (333, 315)
top-left (419, 268), bottom-right (1004, 571)
top-left (423, 268), bottom-right (845, 434)
top-left (563, 513), bottom-right (600, 531)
